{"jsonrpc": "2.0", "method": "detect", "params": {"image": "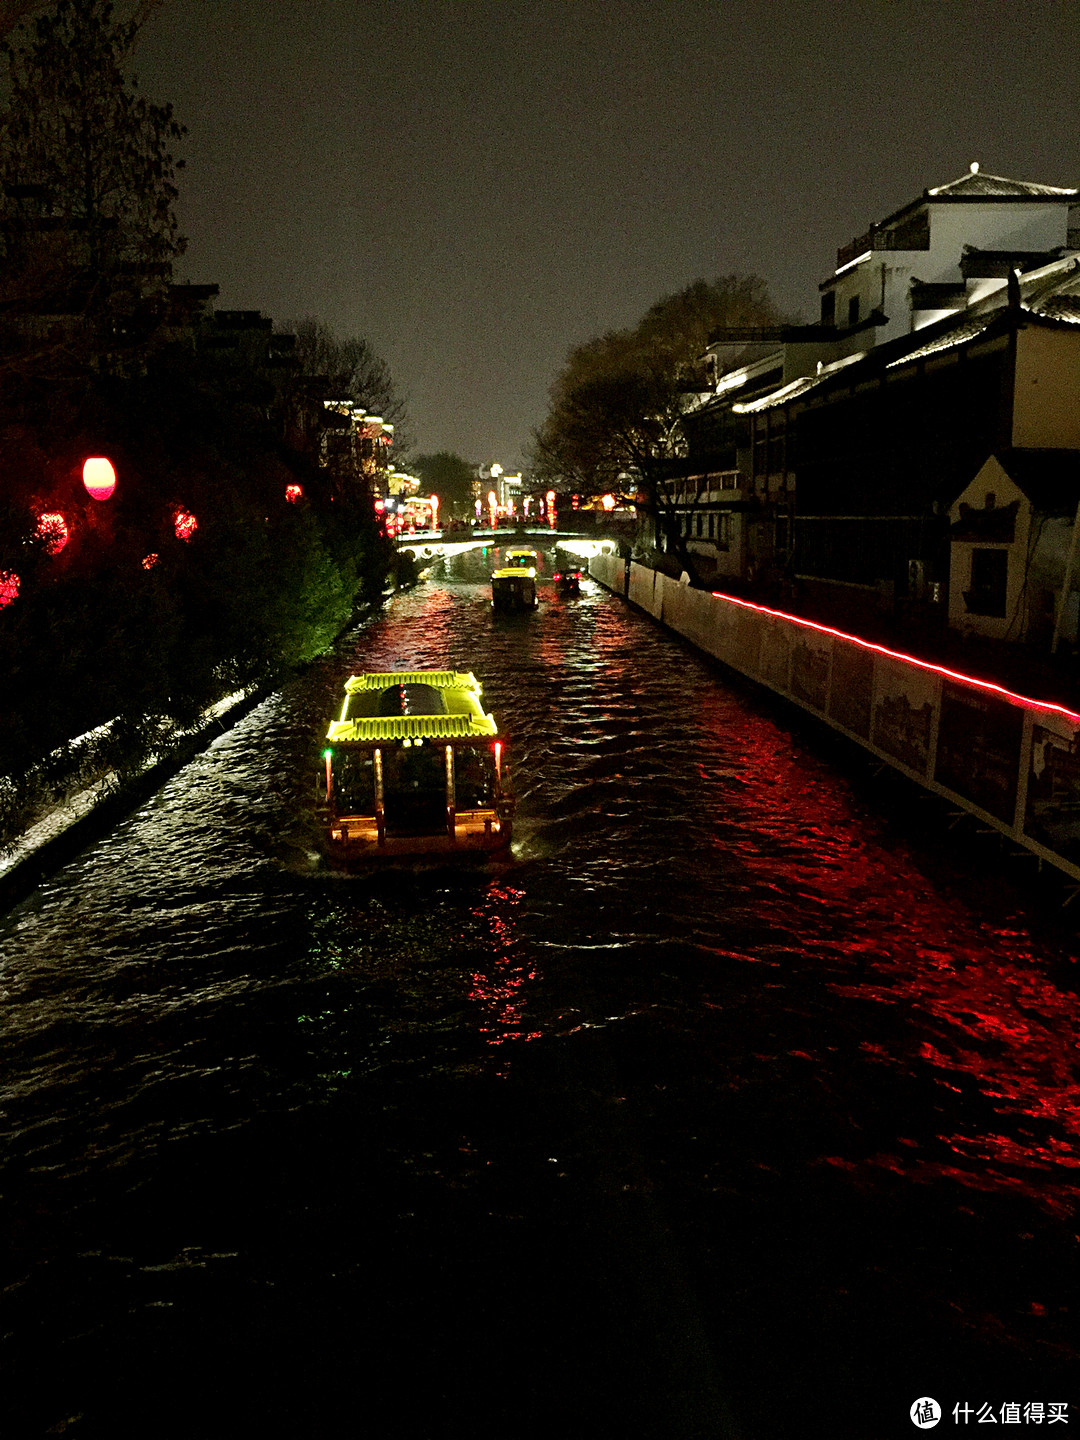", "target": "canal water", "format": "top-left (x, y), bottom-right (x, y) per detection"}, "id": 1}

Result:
top-left (2, 546), bottom-right (1078, 1439)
